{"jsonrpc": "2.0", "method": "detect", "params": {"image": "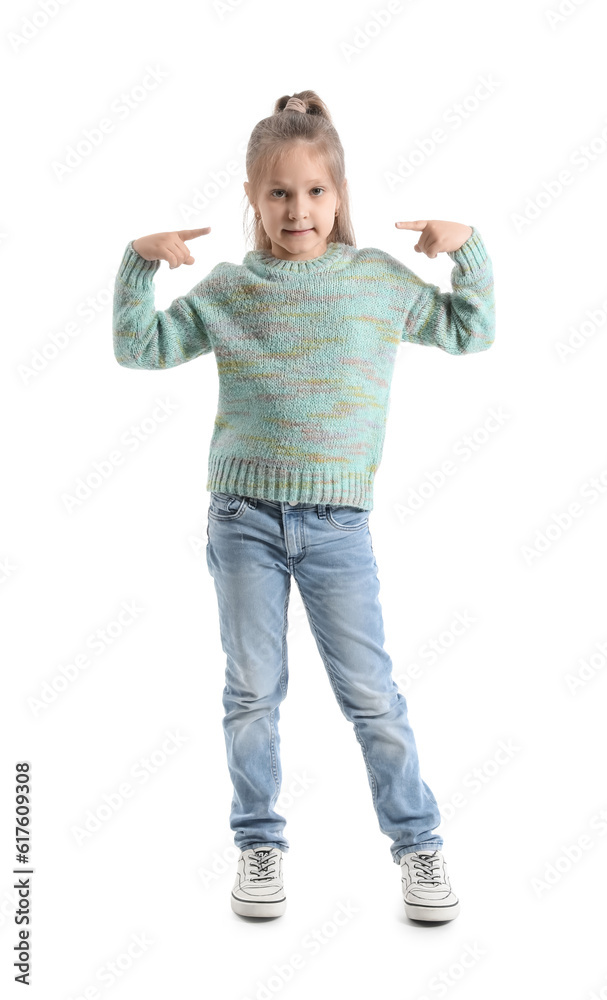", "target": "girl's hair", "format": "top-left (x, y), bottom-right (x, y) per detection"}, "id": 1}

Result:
top-left (243, 90), bottom-right (356, 251)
